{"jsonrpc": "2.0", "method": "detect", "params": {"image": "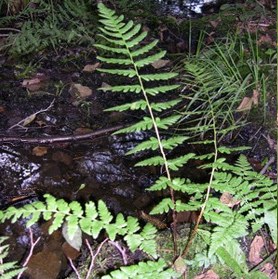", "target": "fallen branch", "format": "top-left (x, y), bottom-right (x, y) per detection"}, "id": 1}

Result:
top-left (0, 125), bottom-right (124, 145)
